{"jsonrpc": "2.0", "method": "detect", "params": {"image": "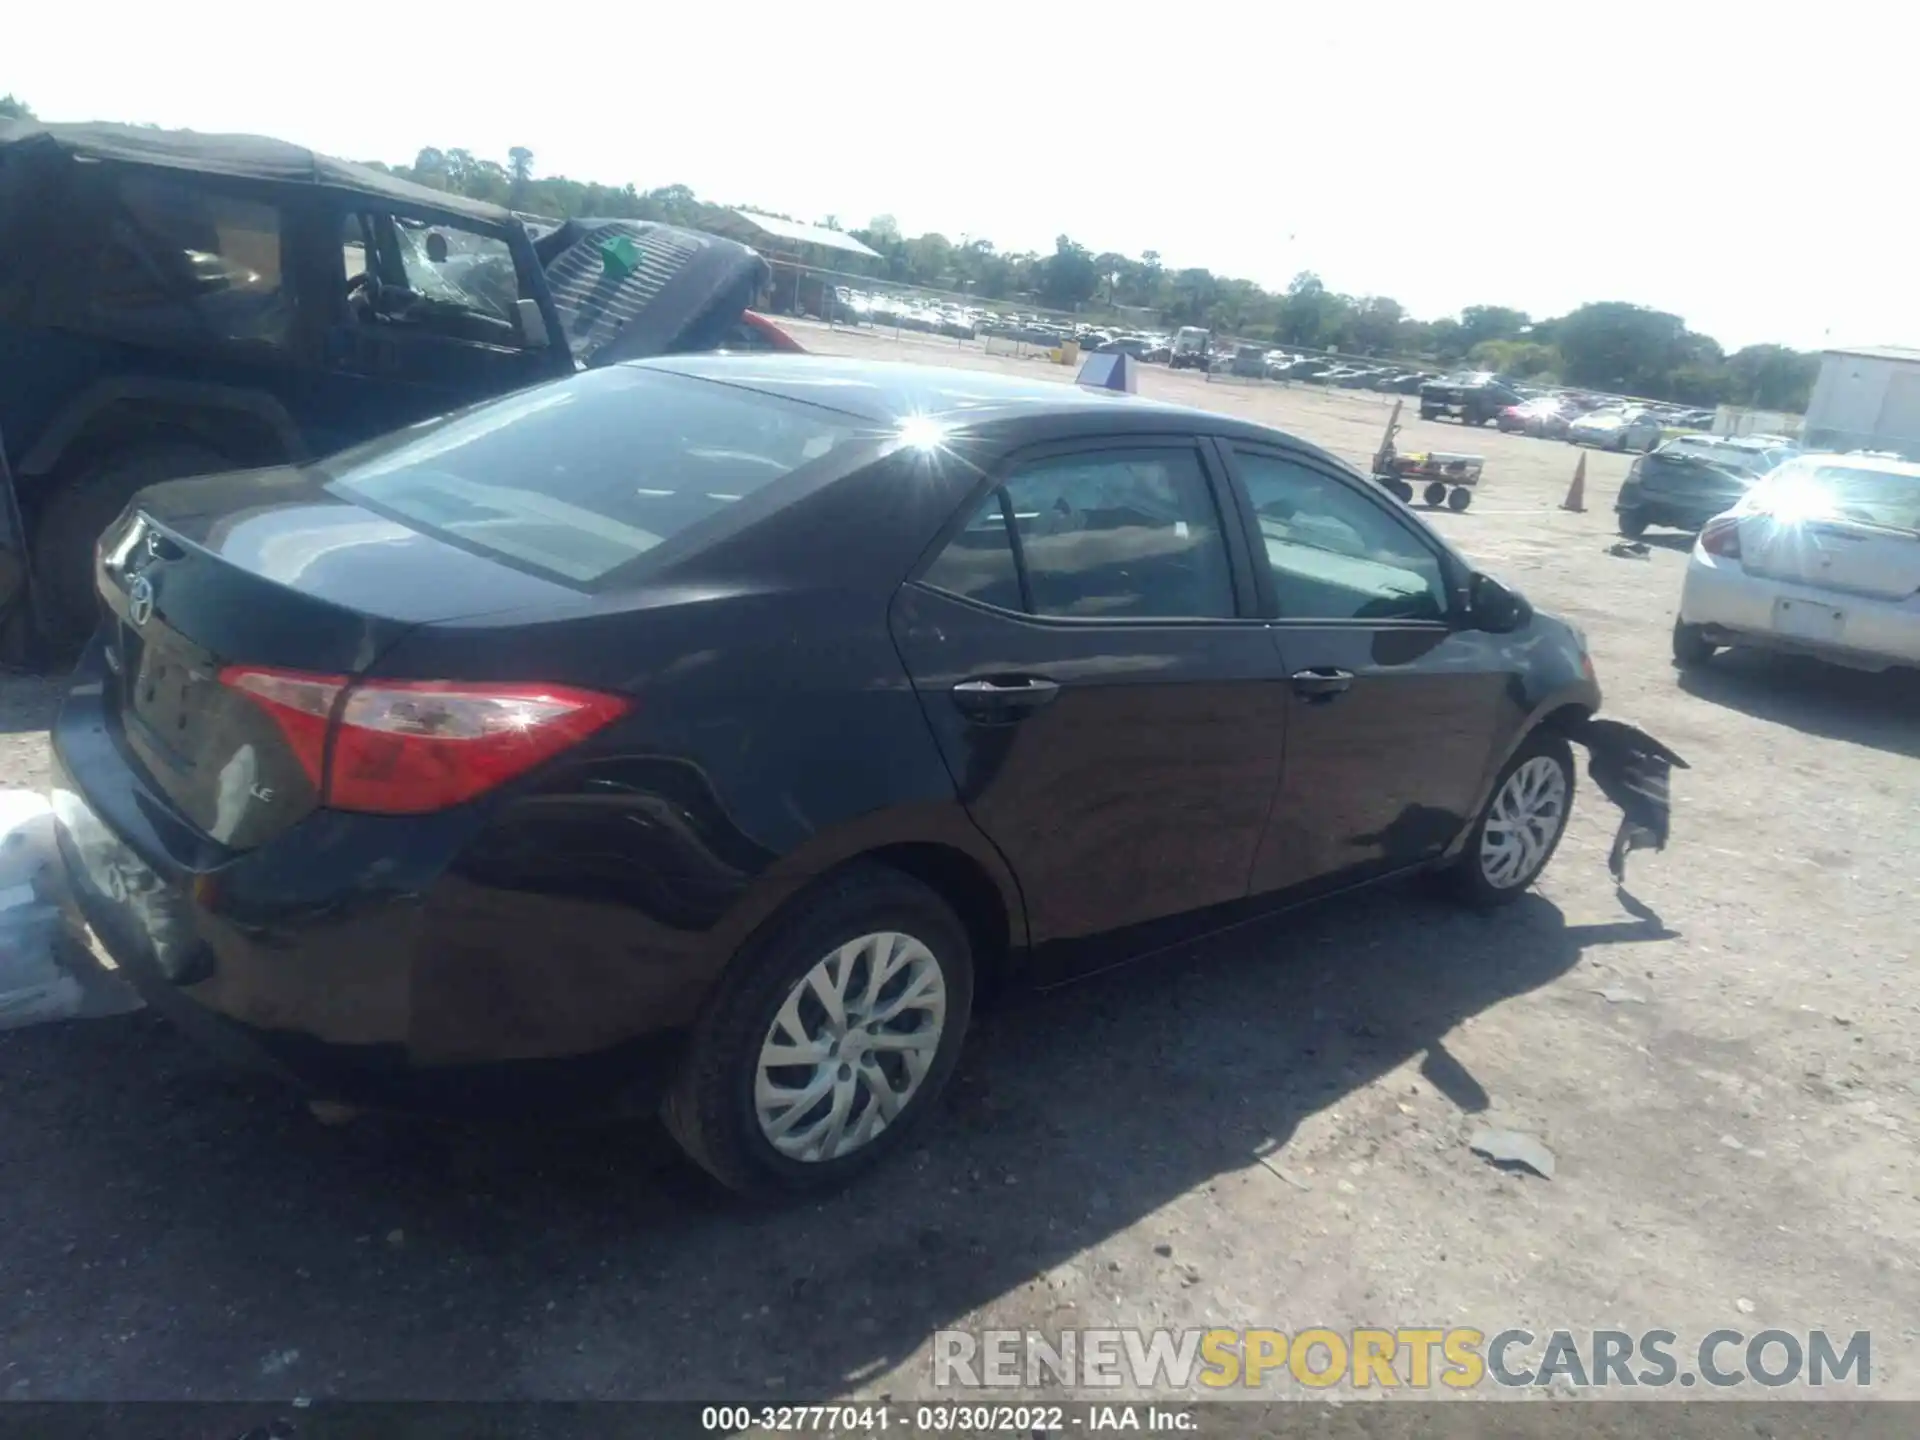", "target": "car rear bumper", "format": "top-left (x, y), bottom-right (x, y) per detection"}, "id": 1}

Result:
top-left (1679, 551), bottom-right (1920, 670)
top-left (48, 659), bottom-right (696, 1119)
top-left (1615, 490), bottom-right (1731, 530)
